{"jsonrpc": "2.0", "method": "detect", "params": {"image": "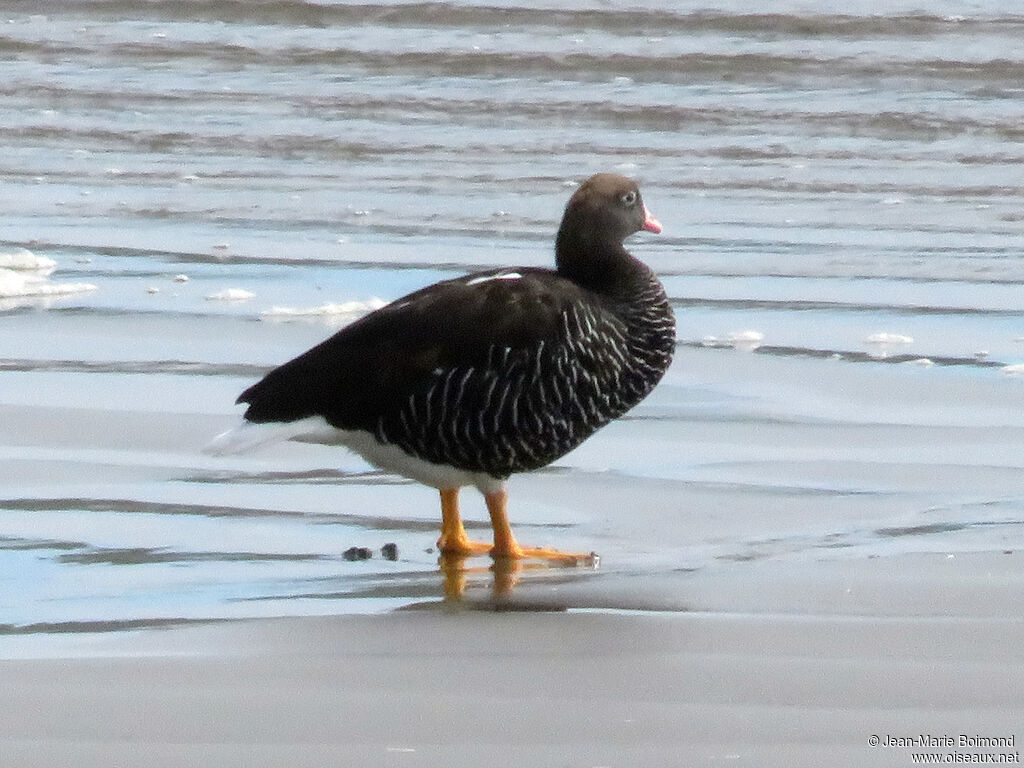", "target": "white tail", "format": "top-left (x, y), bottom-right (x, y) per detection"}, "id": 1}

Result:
top-left (203, 417), bottom-right (330, 456)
